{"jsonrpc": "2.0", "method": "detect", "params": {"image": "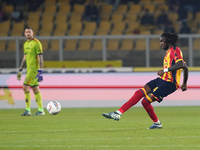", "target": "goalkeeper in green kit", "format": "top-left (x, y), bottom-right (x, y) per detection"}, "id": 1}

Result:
top-left (17, 27), bottom-right (45, 116)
